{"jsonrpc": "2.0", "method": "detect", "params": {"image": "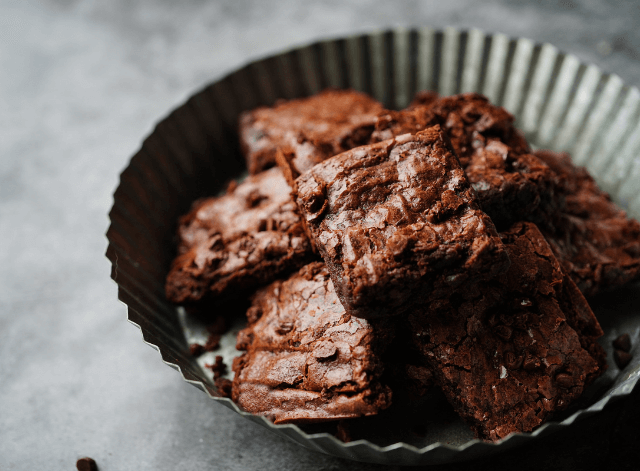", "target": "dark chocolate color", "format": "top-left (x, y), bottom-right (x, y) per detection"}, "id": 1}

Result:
top-left (409, 222), bottom-right (605, 441)
top-left (165, 167), bottom-right (315, 304)
top-left (294, 126), bottom-right (509, 318)
top-left (231, 262), bottom-right (392, 424)
top-left (76, 457), bottom-right (98, 471)
top-left (239, 89), bottom-right (384, 175)
top-left (373, 93), bottom-right (560, 229)
top-left (535, 149), bottom-right (640, 296)
top-left (613, 333), bottom-right (631, 353)
top-left (614, 350), bottom-right (633, 369)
